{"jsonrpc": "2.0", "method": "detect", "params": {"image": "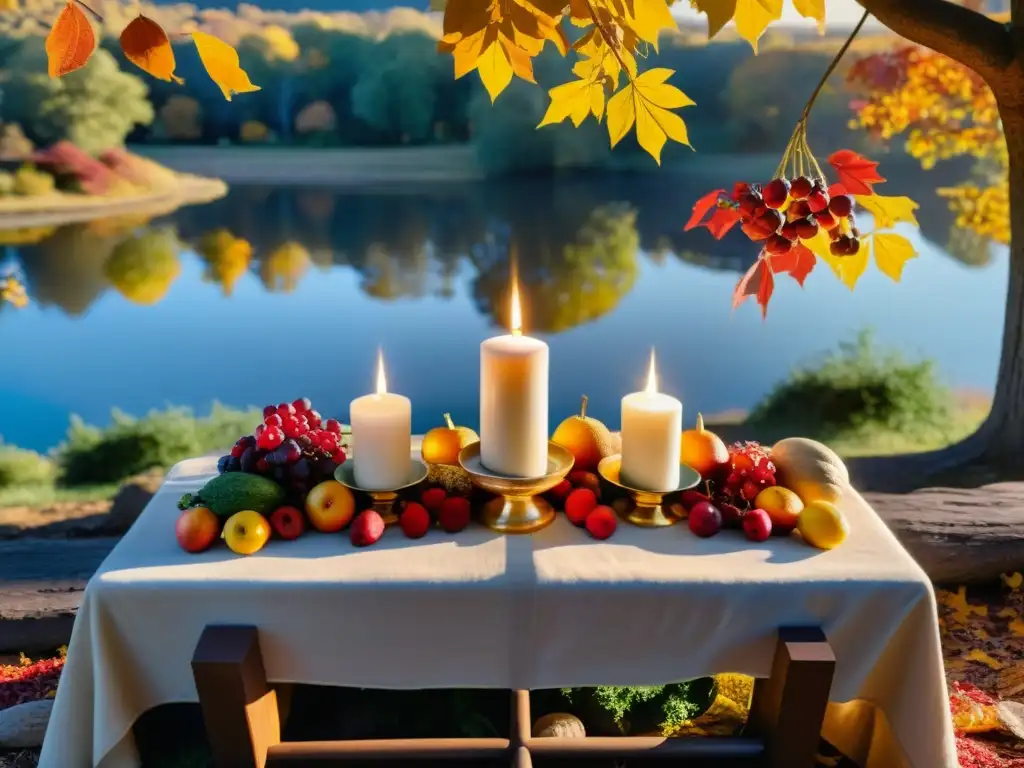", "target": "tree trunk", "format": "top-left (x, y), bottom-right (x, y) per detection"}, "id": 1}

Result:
top-left (979, 87), bottom-right (1024, 463)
